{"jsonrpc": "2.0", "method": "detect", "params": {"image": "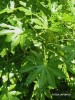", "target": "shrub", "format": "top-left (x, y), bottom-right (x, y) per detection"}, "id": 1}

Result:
top-left (0, 0), bottom-right (75, 100)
